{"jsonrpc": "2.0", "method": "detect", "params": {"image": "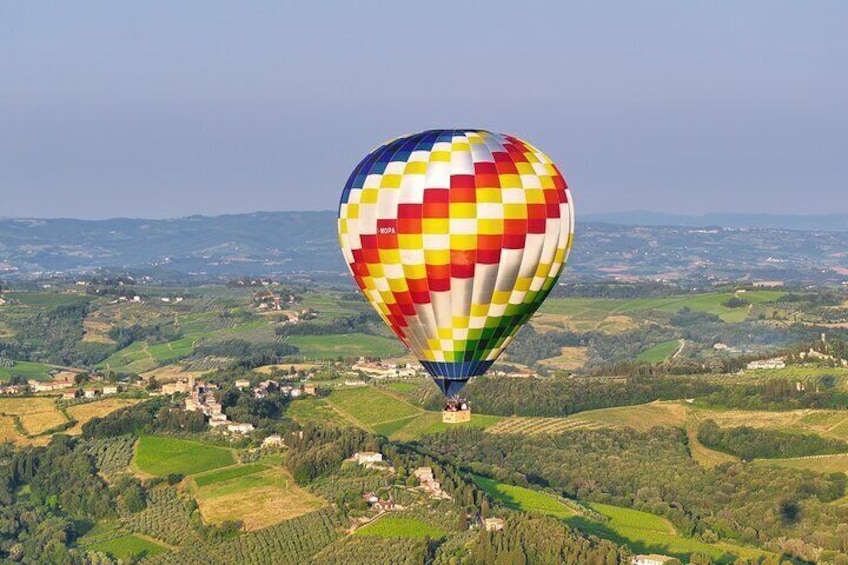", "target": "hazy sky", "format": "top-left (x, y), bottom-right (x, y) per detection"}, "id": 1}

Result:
top-left (2, 1), bottom-right (846, 219)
